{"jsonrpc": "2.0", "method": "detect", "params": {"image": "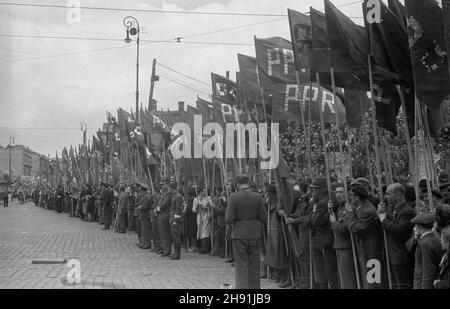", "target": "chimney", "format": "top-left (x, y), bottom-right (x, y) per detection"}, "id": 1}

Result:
top-left (178, 101), bottom-right (185, 112)
top-left (226, 71), bottom-right (230, 79)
